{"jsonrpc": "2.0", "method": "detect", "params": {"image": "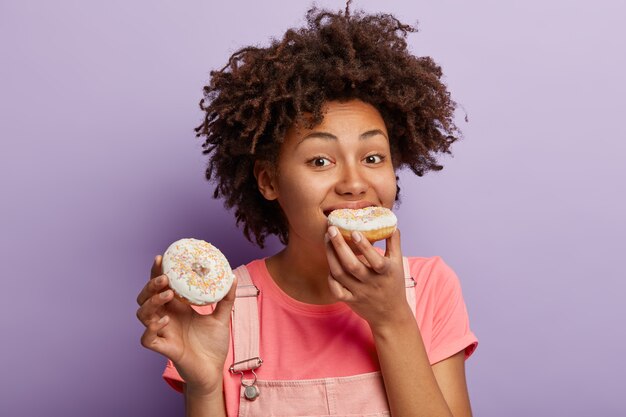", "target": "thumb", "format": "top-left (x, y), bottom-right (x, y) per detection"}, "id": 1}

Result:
top-left (385, 228), bottom-right (402, 259)
top-left (211, 273), bottom-right (238, 322)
